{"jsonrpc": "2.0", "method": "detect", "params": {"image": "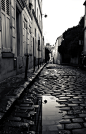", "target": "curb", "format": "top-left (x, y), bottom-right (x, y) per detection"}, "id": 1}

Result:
top-left (0, 63), bottom-right (46, 123)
